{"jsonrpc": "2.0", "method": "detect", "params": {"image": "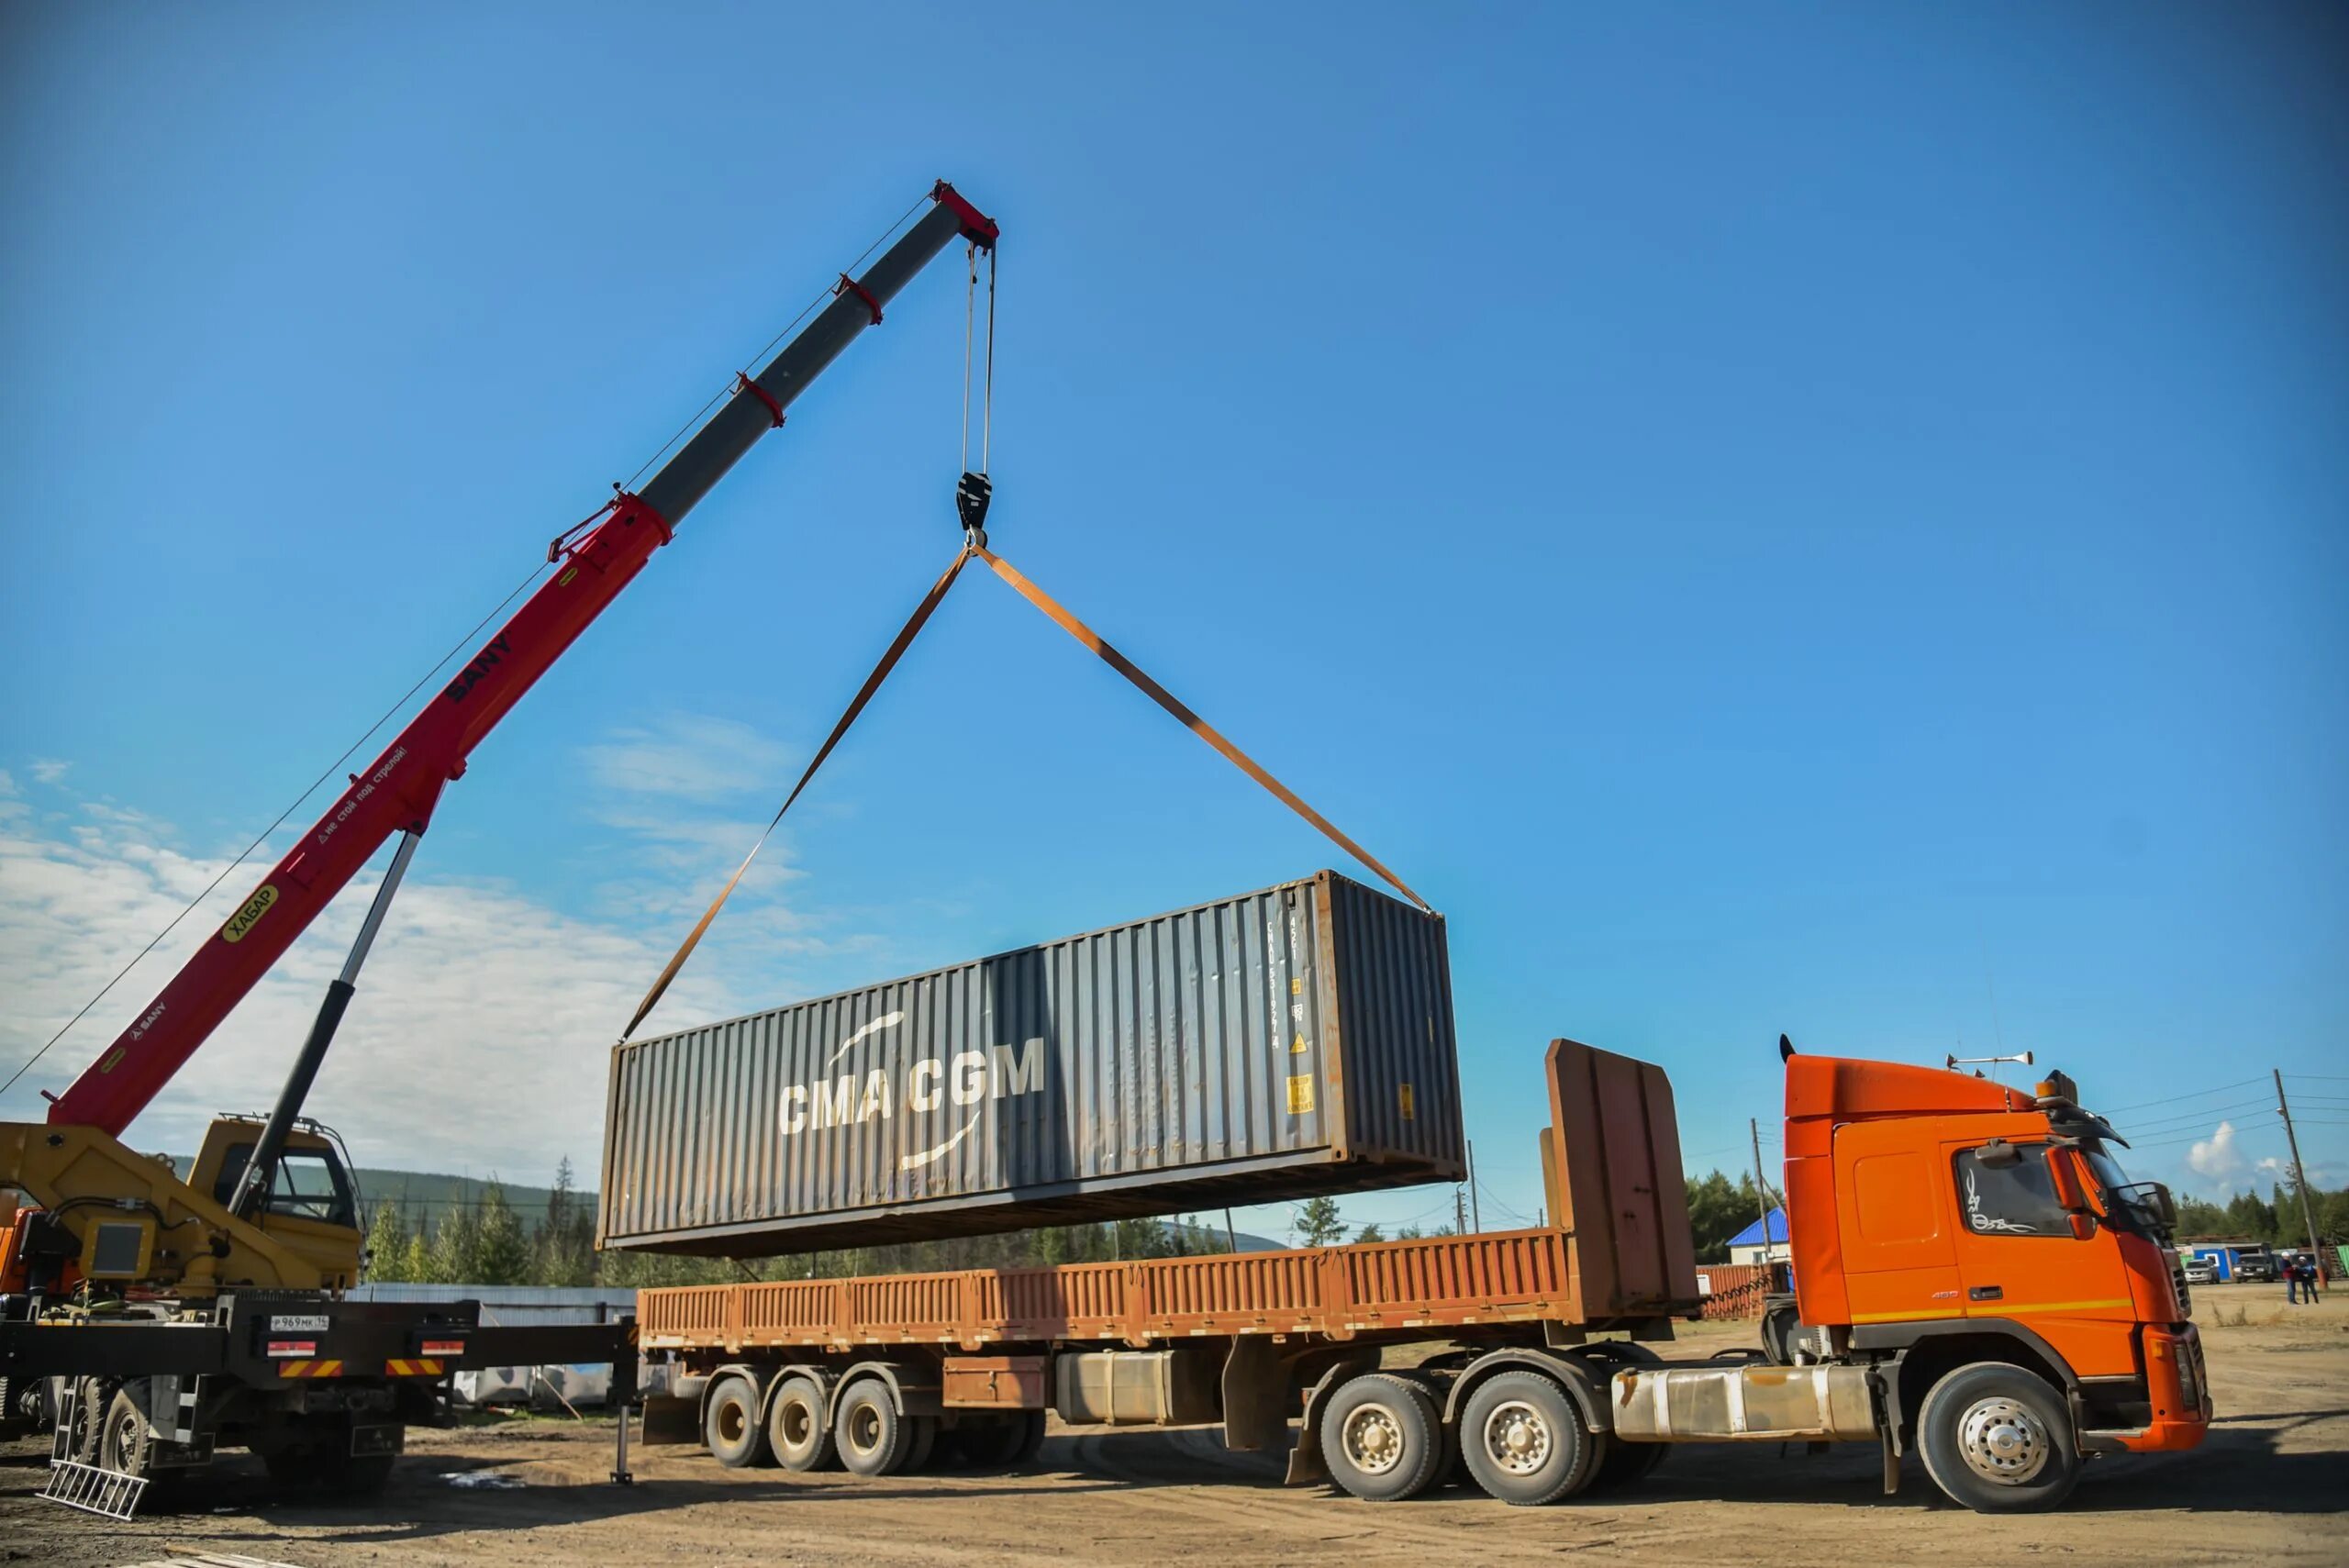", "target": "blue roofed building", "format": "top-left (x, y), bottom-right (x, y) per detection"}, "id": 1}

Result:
top-left (1726, 1207), bottom-right (1790, 1265)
